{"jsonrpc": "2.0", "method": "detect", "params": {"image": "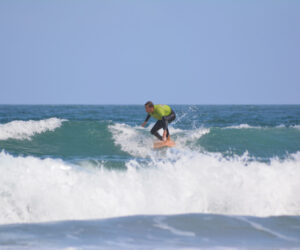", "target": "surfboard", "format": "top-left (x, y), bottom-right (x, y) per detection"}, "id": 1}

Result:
top-left (153, 139), bottom-right (175, 149)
